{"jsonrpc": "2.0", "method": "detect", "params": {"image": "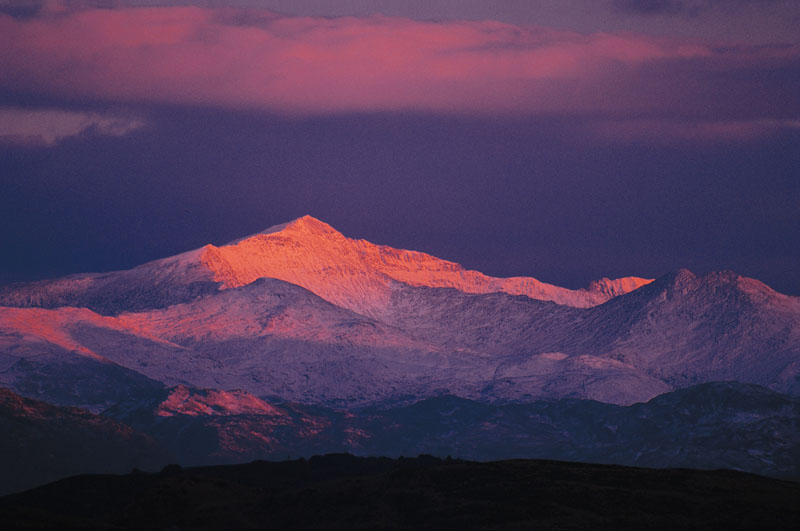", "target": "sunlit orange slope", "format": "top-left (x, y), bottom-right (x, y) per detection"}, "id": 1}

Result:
top-left (198, 215), bottom-right (652, 318)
